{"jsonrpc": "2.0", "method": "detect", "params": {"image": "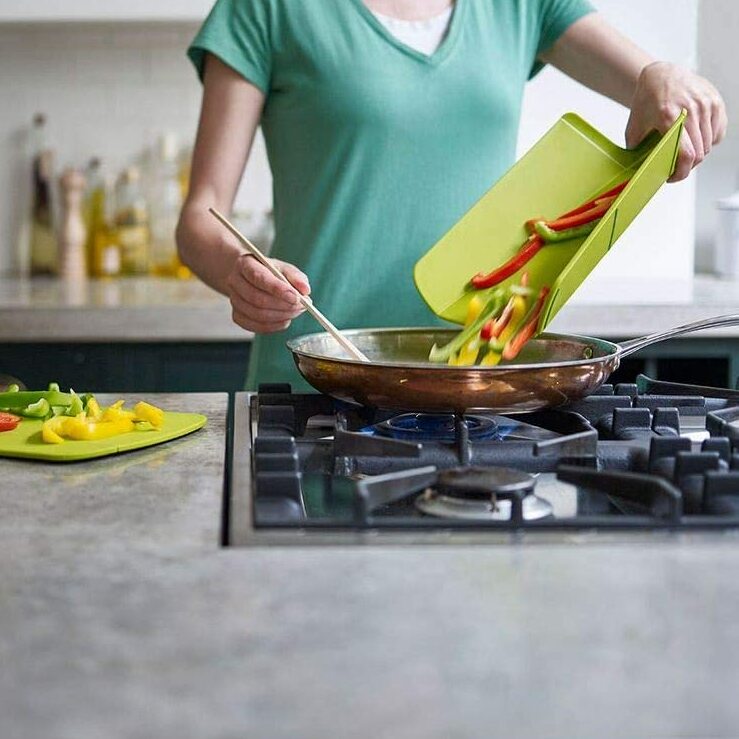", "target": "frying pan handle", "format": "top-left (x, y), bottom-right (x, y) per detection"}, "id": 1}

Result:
top-left (618, 314), bottom-right (739, 358)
